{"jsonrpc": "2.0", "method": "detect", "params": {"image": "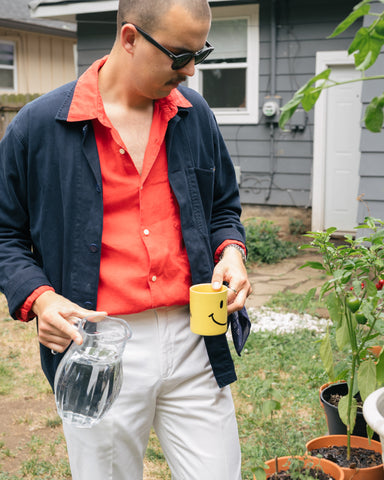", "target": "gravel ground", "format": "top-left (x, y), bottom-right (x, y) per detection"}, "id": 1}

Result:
top-left (247, 307), bottom-right (329, 334)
